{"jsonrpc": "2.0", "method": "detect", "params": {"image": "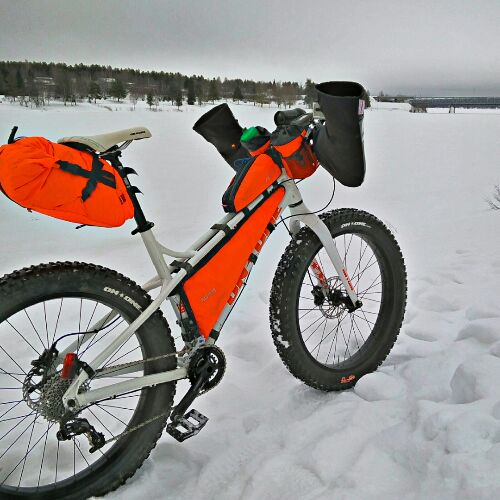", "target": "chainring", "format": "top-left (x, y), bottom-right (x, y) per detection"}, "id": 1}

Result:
top-left (188, 345), bottom-right (226, 395)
